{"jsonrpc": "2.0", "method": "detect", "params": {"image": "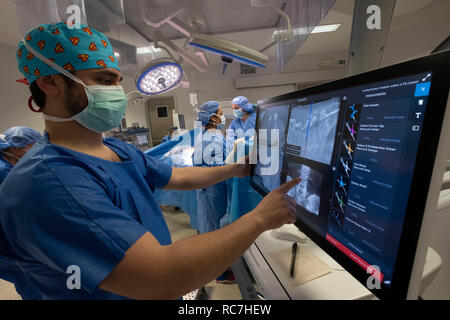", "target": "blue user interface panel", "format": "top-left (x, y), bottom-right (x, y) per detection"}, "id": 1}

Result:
top-left (253, 71), bottom-right (433, 286)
